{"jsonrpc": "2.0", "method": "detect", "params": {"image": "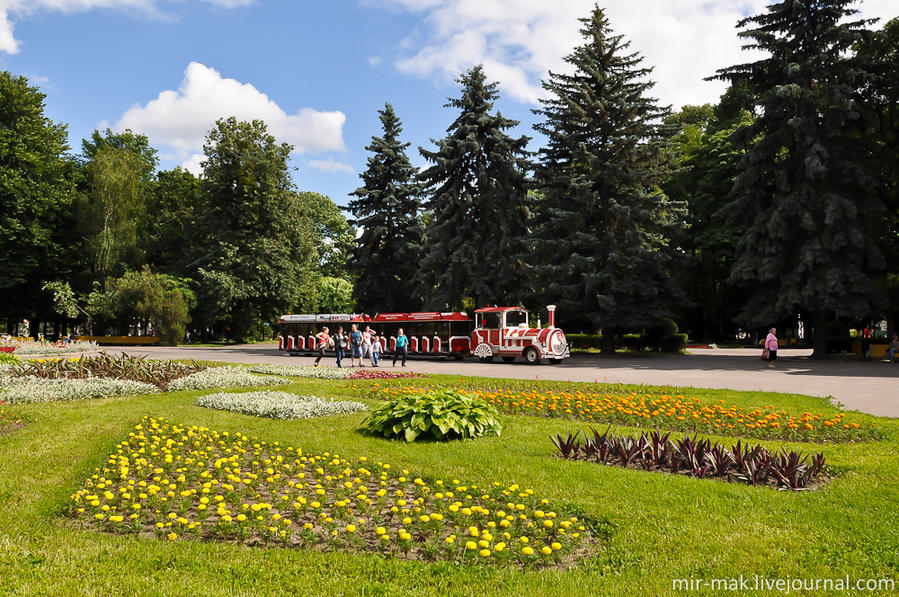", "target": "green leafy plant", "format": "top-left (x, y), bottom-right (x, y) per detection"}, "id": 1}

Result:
top-left (0, 353), bottom-right (22, 366)
top-left (362, 389), bottom-right (502, 442)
